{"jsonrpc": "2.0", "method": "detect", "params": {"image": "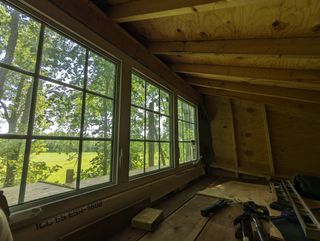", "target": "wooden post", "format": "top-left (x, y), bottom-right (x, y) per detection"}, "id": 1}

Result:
top-left (229, 99), bottom-right (239, 178)
top-left (262, 104), bottom-right (275, 176)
